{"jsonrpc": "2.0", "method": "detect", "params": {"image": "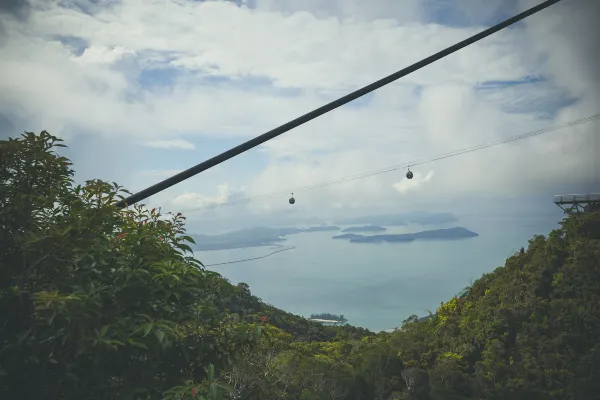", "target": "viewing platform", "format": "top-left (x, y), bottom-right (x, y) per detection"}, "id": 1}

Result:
top-left (308, 318), bottom-right (346, 326)
top-left (553, 193), bottom-right (600, 214)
